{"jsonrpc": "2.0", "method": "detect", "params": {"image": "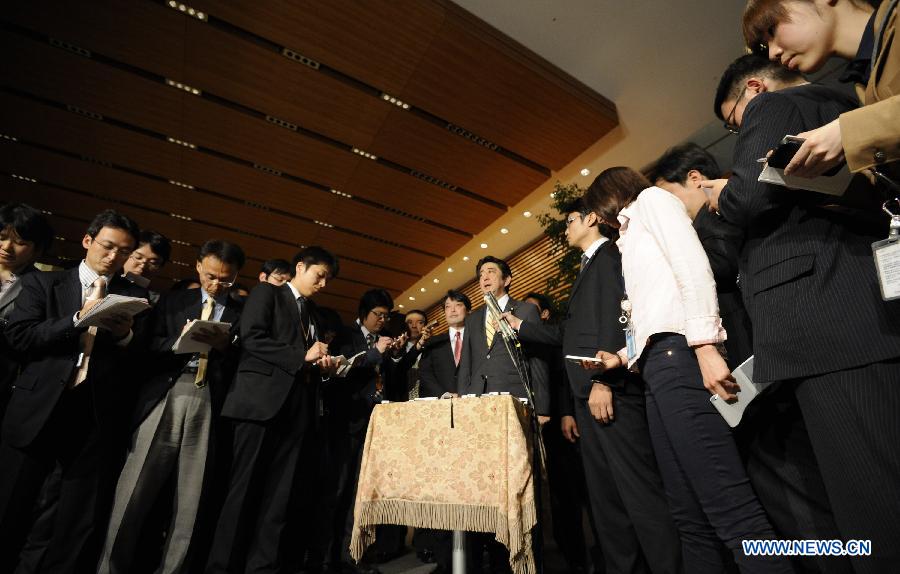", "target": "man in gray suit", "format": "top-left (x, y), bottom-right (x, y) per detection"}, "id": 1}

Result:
top-left (456, 255), bottom-right (549, 416)
top-left (456, 255), bottom-right (549, 573)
